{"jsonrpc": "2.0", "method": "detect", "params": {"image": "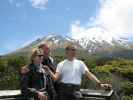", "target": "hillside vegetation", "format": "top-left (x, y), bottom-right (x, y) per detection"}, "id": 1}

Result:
top-left (0, 55), bottom-right (133, 99)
